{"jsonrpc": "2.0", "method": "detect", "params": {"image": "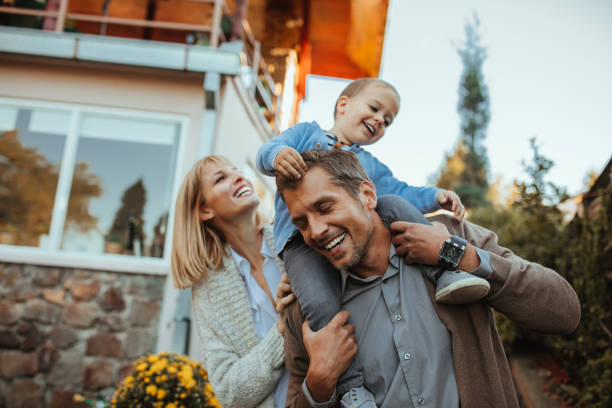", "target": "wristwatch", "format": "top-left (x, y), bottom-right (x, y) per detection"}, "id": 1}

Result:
top-left (438, 235), bottom-right (467, 269)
